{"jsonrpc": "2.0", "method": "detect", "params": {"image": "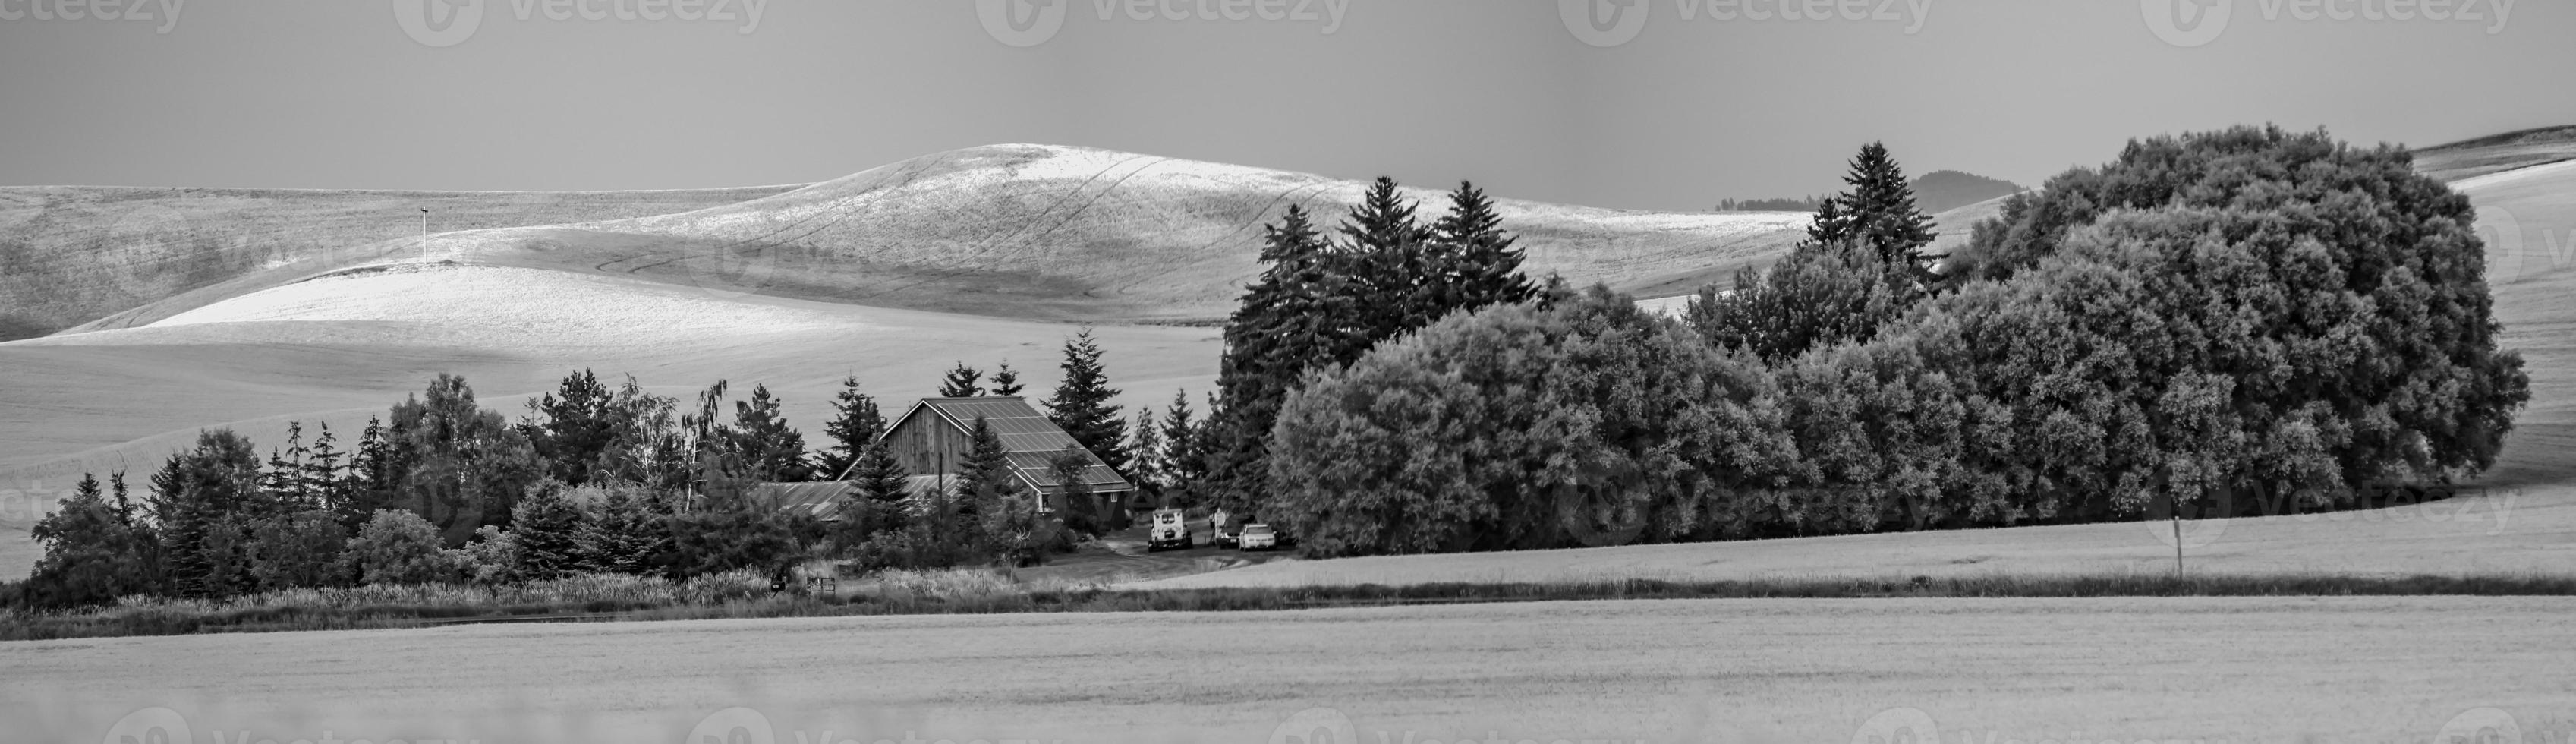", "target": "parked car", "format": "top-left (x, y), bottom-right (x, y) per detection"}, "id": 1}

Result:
top-left (1238, 523), bottom-right (1278, 551)
top-left (1146, 508), bottom-right (1192, 551)
top-left (1211, 509), bottom-right (1240, 548)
